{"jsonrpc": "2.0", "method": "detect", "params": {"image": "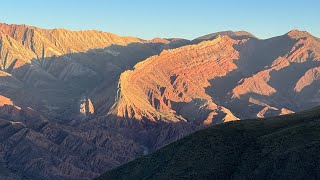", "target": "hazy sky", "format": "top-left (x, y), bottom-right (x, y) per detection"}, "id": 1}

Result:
top-left (0, 0), bottom-right (319, 40)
